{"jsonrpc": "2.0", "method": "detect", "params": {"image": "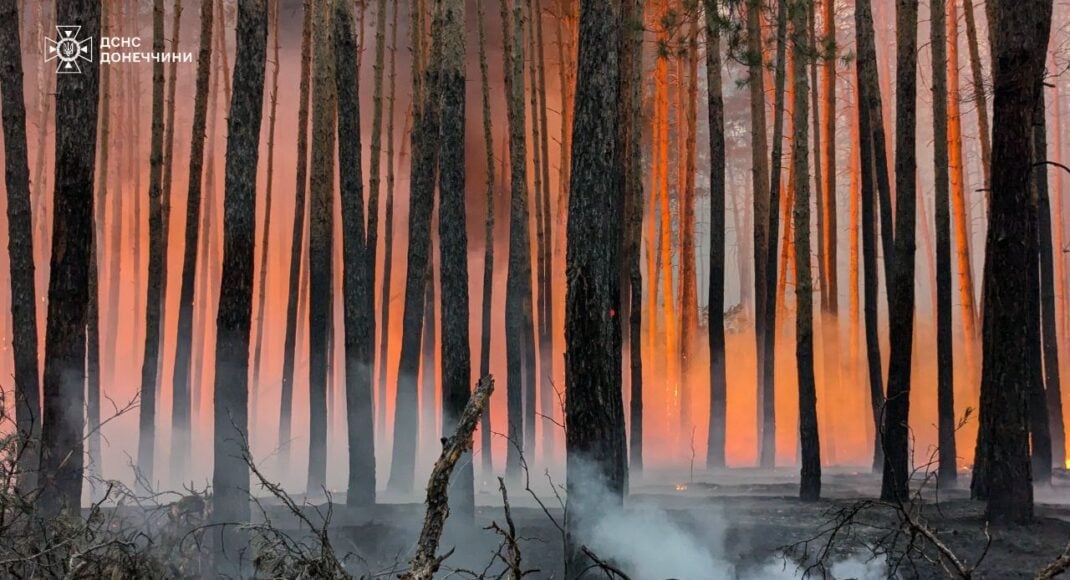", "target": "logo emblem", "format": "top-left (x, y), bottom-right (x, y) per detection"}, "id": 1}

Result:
top-left (46, 26), bottom-right (93, 74)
